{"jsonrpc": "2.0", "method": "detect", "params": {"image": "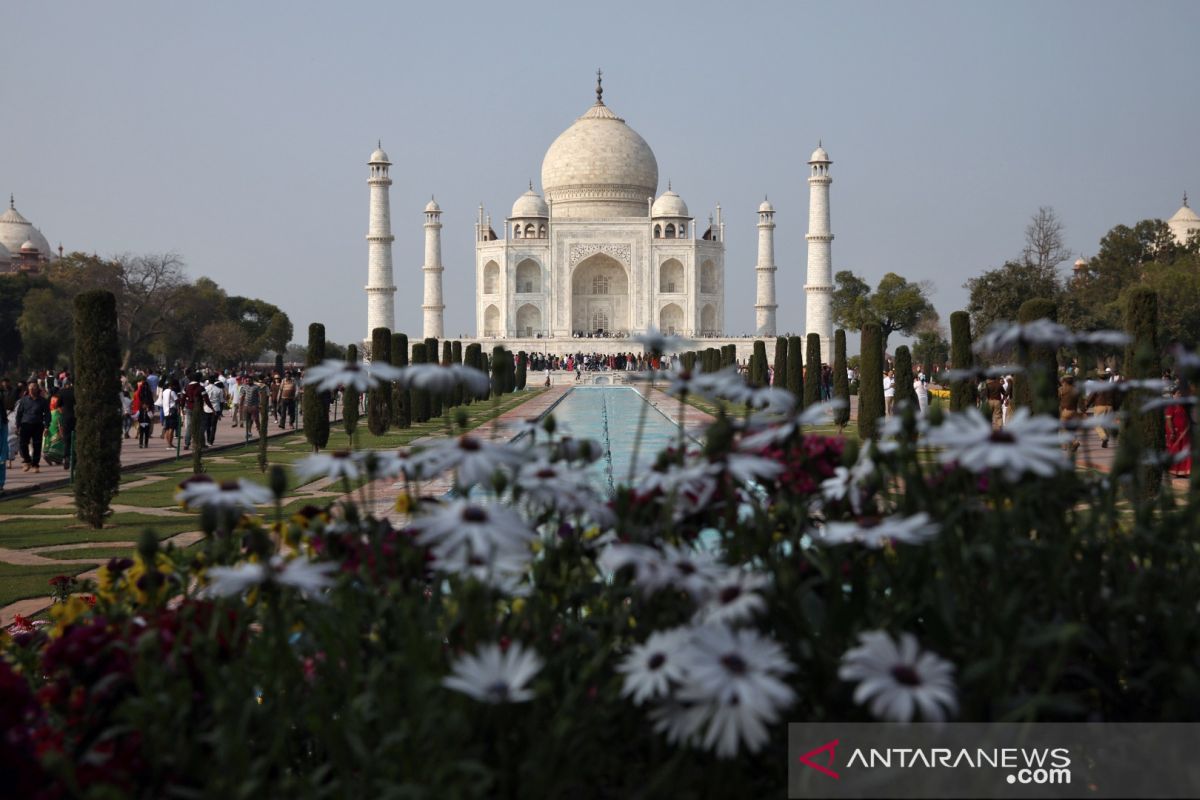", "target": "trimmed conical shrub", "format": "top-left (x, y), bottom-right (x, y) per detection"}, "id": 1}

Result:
top-left (949, 311), bottom-right (974, 412)
top-left (464, 343), bottom-right (481, 404)
top-left (894, 345), bottom-right (918, 410)
top-left (73, 290), bottom-right (122, 529)
top-left (1013, 298), bottom-right (1058, 415)
top-left (343, 344), bottom-right (360, 437)
top-left (517, 351), bottom-right (528, 390)
top-left (492, 345), bottom-right (506, 398)
top-left (411, 342), bottom-right (430, 422)
top-left (392, 333), bottom-right (410, 429)
top-left (833, 329), bottom-right (850, 430)
top-left (787, 335), bottom-right (804, 407)
top-left (751, 340), bottom-right (768, 387)
top-left (1122, 287), bottom-right (1165, 494)
top-left (451, 341), bottom-right (464, 407)
top-left (858, 322), bottom-right (885, 441)
top-left (773, 337), bottom-right (788, 388)
top-left (367, 328), bottom-right (392, 435)
top-left (303, 323), bottom-right (330, 451)
top-left (424, 338), bottom-right (441, 417)
top-left (805, 334), bottom-right (822, 409)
